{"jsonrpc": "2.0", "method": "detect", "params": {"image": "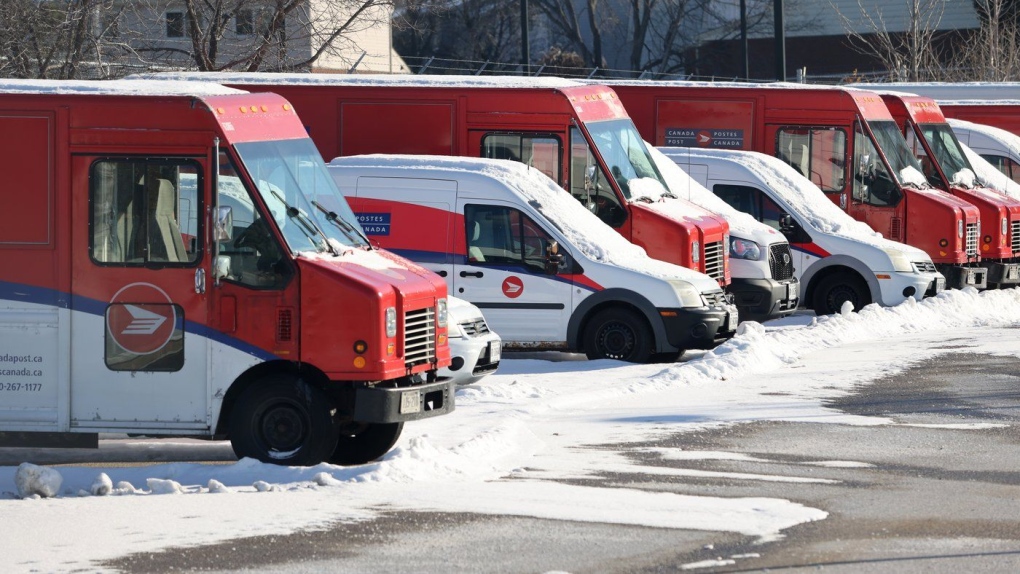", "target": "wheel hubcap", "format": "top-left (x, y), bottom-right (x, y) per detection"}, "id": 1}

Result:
top-left (260, 405), bottom-right (306, 452)
top-left (598, 321), bottom-right (635, 360)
